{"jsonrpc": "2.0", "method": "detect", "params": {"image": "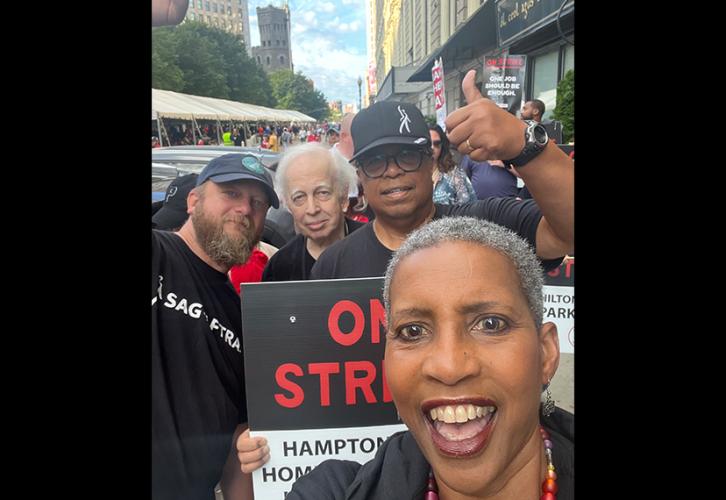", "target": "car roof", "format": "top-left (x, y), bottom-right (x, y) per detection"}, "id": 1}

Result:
top-left (152, 146), bottom-right (280, 171)
top-left (152, 162), bottom-right (180, 181)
